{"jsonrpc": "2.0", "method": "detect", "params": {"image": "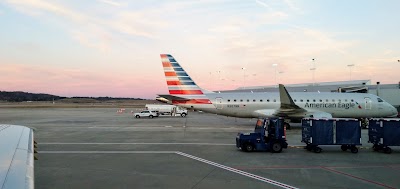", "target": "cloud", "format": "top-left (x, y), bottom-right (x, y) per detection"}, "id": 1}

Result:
top-left (255, 0), bottom-right (271, 10)
top-left (208, 22), bottom-right (355, 60)
top-left (282, 0), bottom-right (301, 12)
top-left (180, 14), bottom-right (360, 89)
top-left (108, 11), bottom-right (168, 39)
top-left (382, 49), bottom-right (394, 55)
top-left (70, 25), bottom-right (113, 52)
top-left (259, 11), bottom-right (289, 24)
top-left (3, 0), bottom-right (171, 51)
top-left (5, 0), bottom-right (85, 21)
top-left (256, 0), bottom-right (302, 13)
top-left (365, 57), bottom-right (400, 64)
top-left (3, 0), bottom-right (296, 53)
top-left (98, 0), bottom-right (121, 7)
